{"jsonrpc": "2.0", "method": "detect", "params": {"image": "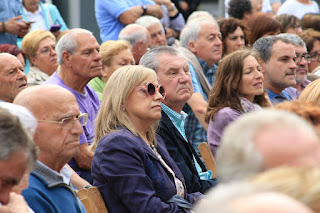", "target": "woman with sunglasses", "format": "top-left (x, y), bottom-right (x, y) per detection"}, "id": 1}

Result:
top-left (91, 65), bottom-right (201, 212)
top-left (205, 49), bottom-right (269, 156)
